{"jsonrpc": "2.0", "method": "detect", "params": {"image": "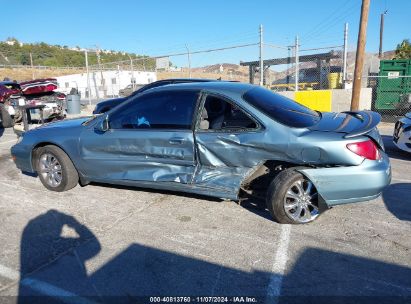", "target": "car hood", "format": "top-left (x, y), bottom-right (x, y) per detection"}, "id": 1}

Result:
top-left (36, 117), bottom-right (90, 130)
top-left (405, 112), bottom-right (411, 120)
